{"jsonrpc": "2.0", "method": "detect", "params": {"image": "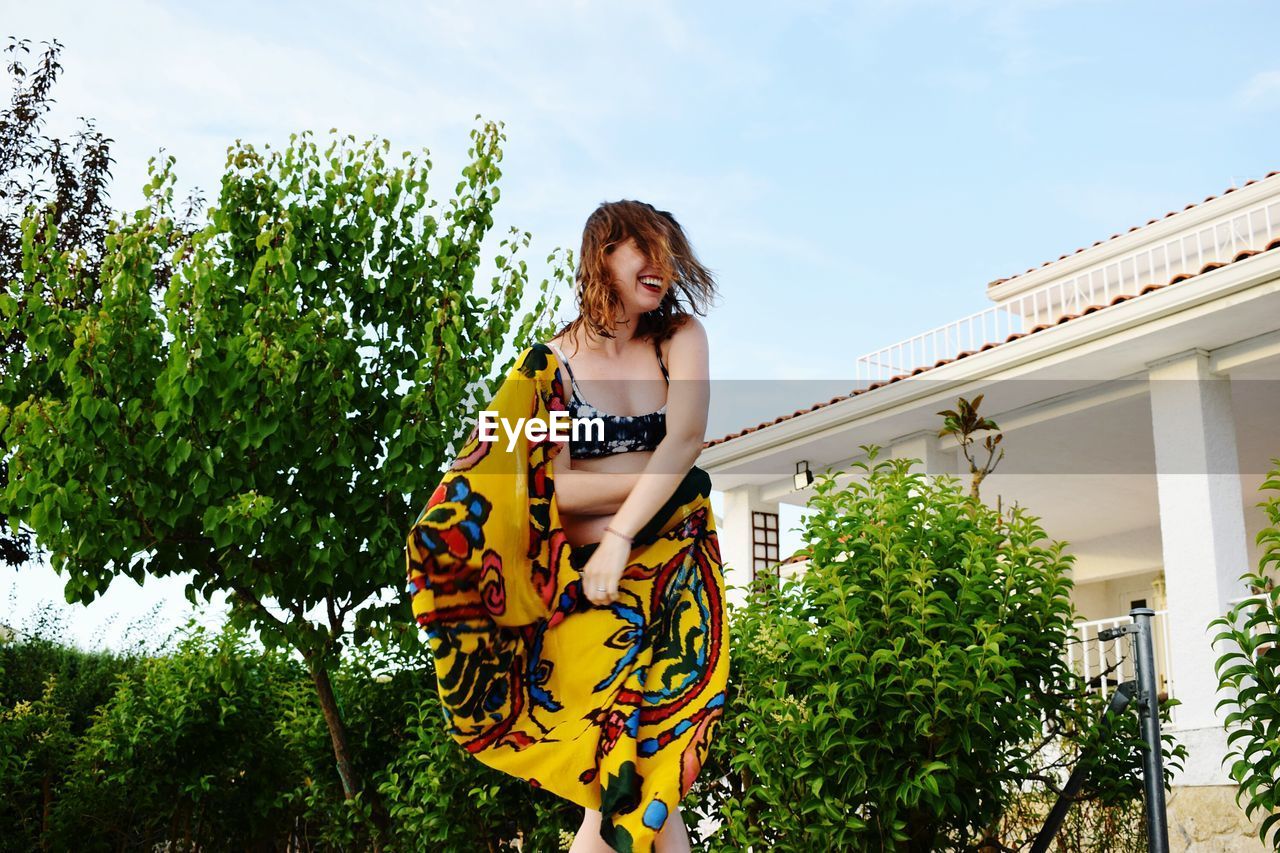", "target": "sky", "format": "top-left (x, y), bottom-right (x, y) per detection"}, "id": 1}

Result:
top-left (3, 0), bottom-right (1278, 651)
